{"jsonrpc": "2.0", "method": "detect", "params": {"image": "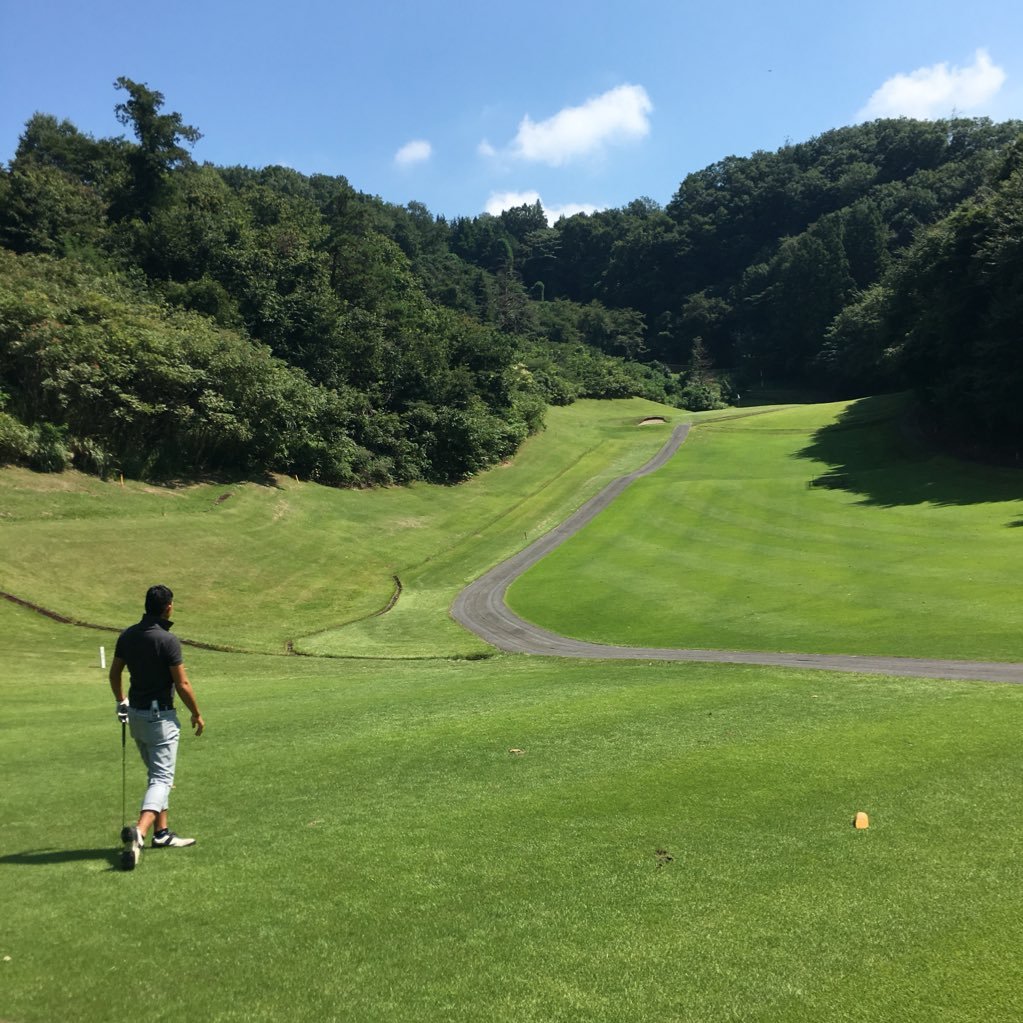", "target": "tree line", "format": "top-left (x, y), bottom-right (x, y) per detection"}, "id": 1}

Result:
top-left (492, 116), bottom-right (1023, 445)
top-left (0, 79), bottom-right (677, 483)
top-left (1, 79), bottom-right (1020, 484)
